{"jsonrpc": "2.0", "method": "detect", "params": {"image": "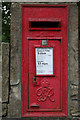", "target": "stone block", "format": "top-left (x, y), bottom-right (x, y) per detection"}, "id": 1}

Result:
top-left (2, 104), bottom-right (7, 117)
top-left (0, 55), bottom-right (2, 77)
top-left (12, 0), bottom-right (78, 2)
top-left (68, 5), bottom-right (79, 117)
top-left (10, 3), bottom-right (21, 85)
top-left (0, 102), bottom-right (2, 117)
top-left (0, 47), bottom-right (2, 104)
top-left (2, 43), bottom-right (9, 103)
top-left (68, 4), bottom-right (79, 84)
top-left (70, 101), bottom-right (79, 114)
top-left (8, 85), bottom-right (21, 118)
top-left (0, 80), bottom-right (2, 102)
top-left (70, 85), bottom-right (78, 97)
